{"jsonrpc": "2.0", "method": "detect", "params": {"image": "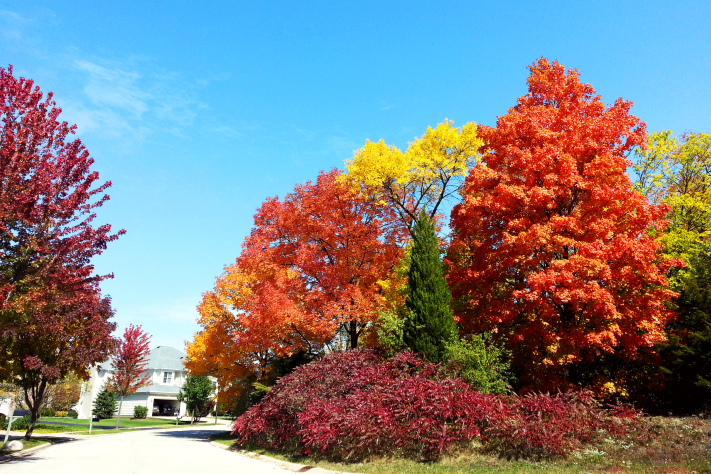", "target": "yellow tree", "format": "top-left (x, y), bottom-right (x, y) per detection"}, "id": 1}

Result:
top-left (635, 131), bottom-right (711, 267)
top-left (343, 120), bottom-right (483, 234)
